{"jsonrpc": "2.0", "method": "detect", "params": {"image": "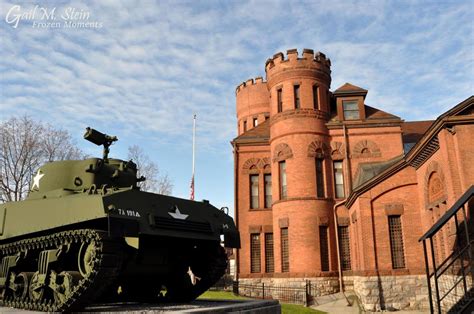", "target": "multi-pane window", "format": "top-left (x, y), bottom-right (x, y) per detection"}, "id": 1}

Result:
top-left (243, 120), bottom-right (247, 132)
top-left (338, 226), bottom-right (351, 270)
top-left (281, 228), bottom-right (290, 272)
top-left (343, 100), bottom-right (359, 120)
top-left (250, 234), bottom-right (261, 273)
top-left (277, 89), bottom-right (283, 113)
top-left (319, 226), bottom-right (329, 271)
top-left (253, 118), bottom-right (258, 127)
top-left (313, 85), bottom-right (319, 110)
top-left (294, 85), bottom-right (300, 109)
top-left (279, 161), bottom-right (287, 200)
top-left (264, 174), bottom-right (272, 208)
top-left (265, 233), bottom-right (275, 273)
top-left (250, 175), bottom-right (259, 209)
top-left (388, 215), bottom-right (406, 269)
top-left (333, 161), bottom-right (345, 198)
top-left (316, 158), bottom-right (325, 198)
